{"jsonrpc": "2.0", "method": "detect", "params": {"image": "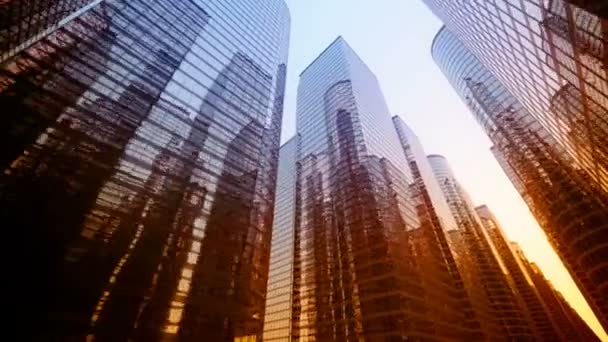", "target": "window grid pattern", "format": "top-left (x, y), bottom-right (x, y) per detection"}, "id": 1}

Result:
top-left (423, 0), bottom-right (608, 194)
top-left (0, 0), bottom-right (290, 340)
top-left (291, 37), bottom-right (479, 341)
top-left (430, 25), bottom-right (608, 331)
